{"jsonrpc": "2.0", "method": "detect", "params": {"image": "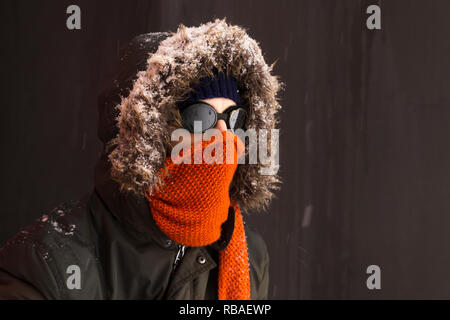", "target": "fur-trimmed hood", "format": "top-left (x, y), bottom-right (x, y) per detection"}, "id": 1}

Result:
top-left (104, 18), bottom-right (284, 213)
